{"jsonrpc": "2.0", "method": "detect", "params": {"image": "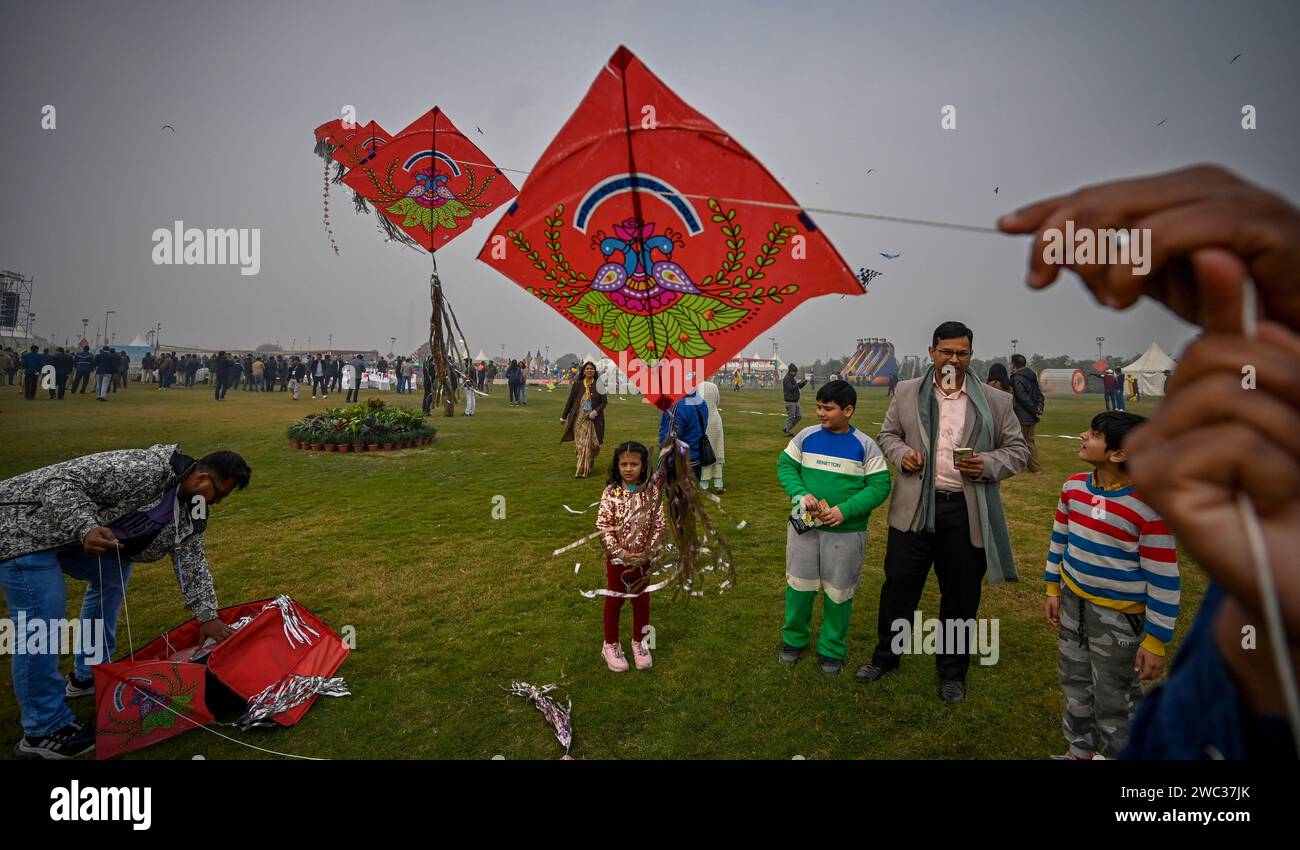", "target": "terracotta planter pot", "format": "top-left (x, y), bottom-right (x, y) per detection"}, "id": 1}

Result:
top-left (325, 444), bottom-right (337, 452)
top-left (309, 444), bottom-right (321, 451)
top-left (339, 443), bottom-right (351, 453)
top-left (383, 443), bottom-right (394, 451)
top-left (289, 439), bottom-right (300, 449)
top-left (400, 440), bottom-right (411, 449)
top-left (367, 444), bottom-right (379, 452)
